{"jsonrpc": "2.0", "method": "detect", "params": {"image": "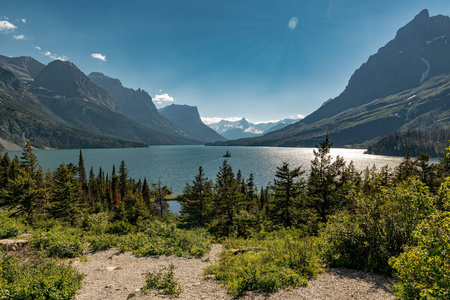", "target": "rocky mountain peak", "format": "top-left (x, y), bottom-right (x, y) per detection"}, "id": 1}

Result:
top-left (31, 60), bottom-right (116, 110)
